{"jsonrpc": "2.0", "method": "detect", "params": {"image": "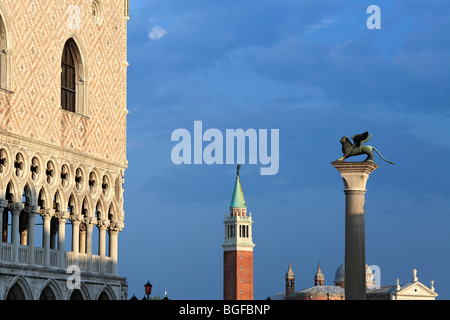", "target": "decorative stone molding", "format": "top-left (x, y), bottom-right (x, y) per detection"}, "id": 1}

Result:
top-left (331, 161), bottom-right (379, 191)
top-left (0, 137), bottom-right (125, 228)
top-left (120, 279), bottom-right (128, 300)
top-left (0, 147), bottom-right (11, 178)
top-left (92, 0), bottom-right (104, 26)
